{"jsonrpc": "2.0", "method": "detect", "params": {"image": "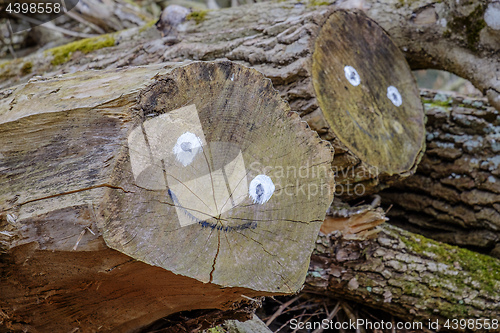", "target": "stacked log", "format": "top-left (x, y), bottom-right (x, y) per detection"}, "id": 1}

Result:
top-left (0, 4), bottom-right (427, 199)
top-left (382, 90), bottom-right (500, 257)
top-left (0, 61), bottom-right (334, 332)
